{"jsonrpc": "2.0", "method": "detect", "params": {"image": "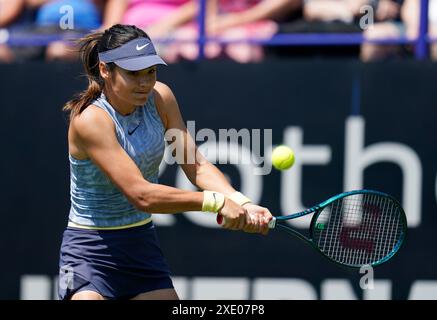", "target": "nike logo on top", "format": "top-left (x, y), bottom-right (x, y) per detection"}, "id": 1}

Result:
top-left (128, 123), bottom-right (140, 135)
top-left (136, 43), bottom-right (150, 51)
